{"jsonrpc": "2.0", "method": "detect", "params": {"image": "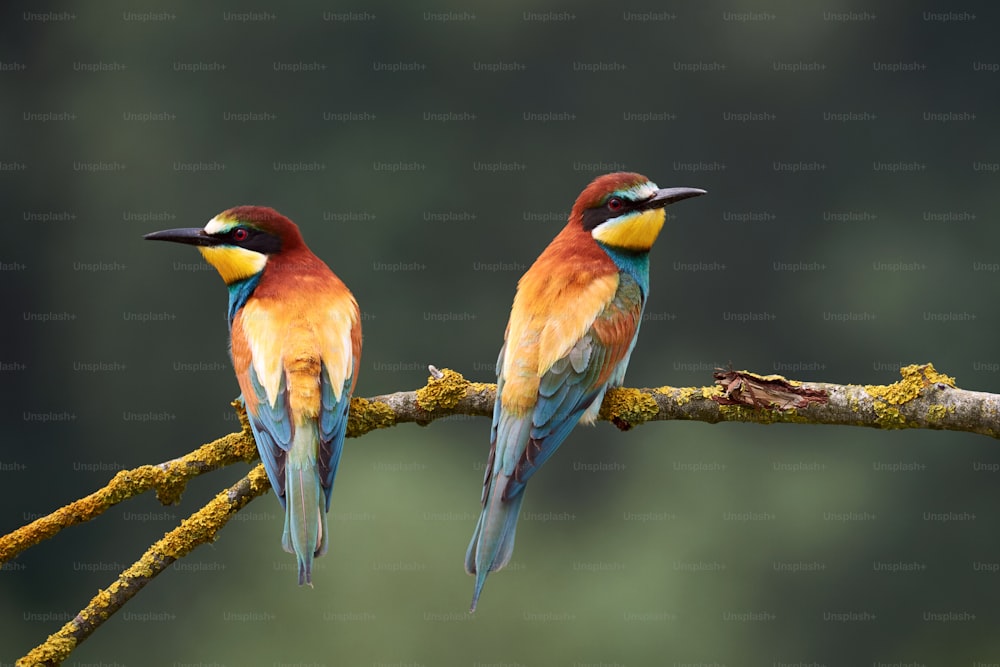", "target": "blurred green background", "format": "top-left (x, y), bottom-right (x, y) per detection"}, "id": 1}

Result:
top-left (3, 1), bottom-right (999, 664)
